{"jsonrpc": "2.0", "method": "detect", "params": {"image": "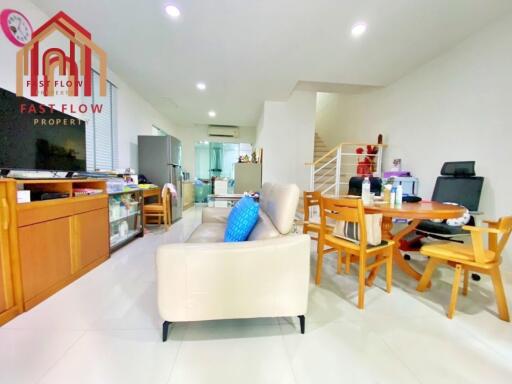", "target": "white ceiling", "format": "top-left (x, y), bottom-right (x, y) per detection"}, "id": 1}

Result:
top-left (35, 0), bottom-right (512, 127)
